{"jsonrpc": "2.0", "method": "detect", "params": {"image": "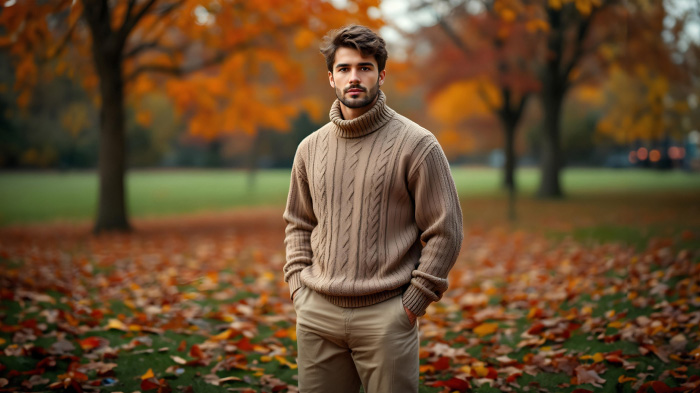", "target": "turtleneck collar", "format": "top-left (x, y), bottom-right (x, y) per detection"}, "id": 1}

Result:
top-left (329, 90), bottom-right (396, 139)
